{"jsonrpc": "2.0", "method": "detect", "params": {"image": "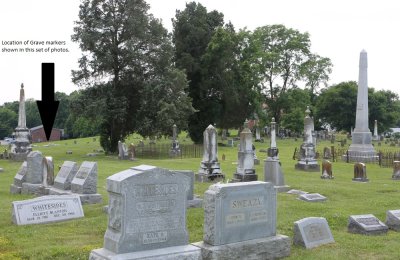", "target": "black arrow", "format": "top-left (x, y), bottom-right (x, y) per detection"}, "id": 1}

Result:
top-left (36, 63), bottom-right (59, 141)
